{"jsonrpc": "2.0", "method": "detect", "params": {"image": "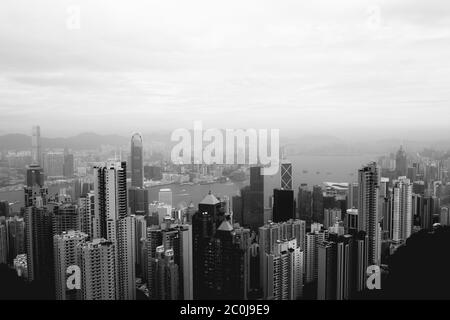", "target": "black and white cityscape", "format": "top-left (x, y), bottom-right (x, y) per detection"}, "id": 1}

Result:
top-left (1, 1), bottom-right (450, 302)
